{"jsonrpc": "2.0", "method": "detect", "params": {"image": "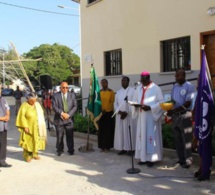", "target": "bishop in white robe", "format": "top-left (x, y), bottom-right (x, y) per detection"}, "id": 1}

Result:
top-left (132, 72), bottom-right (164, 165)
